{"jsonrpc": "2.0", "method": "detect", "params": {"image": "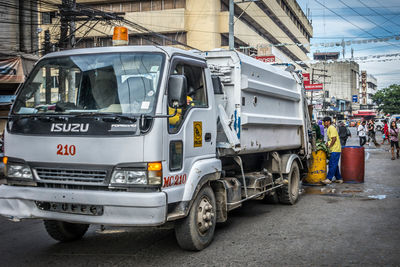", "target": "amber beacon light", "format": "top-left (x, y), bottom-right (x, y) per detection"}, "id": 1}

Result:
top-left (112, 26), bottom-right (128, 46)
